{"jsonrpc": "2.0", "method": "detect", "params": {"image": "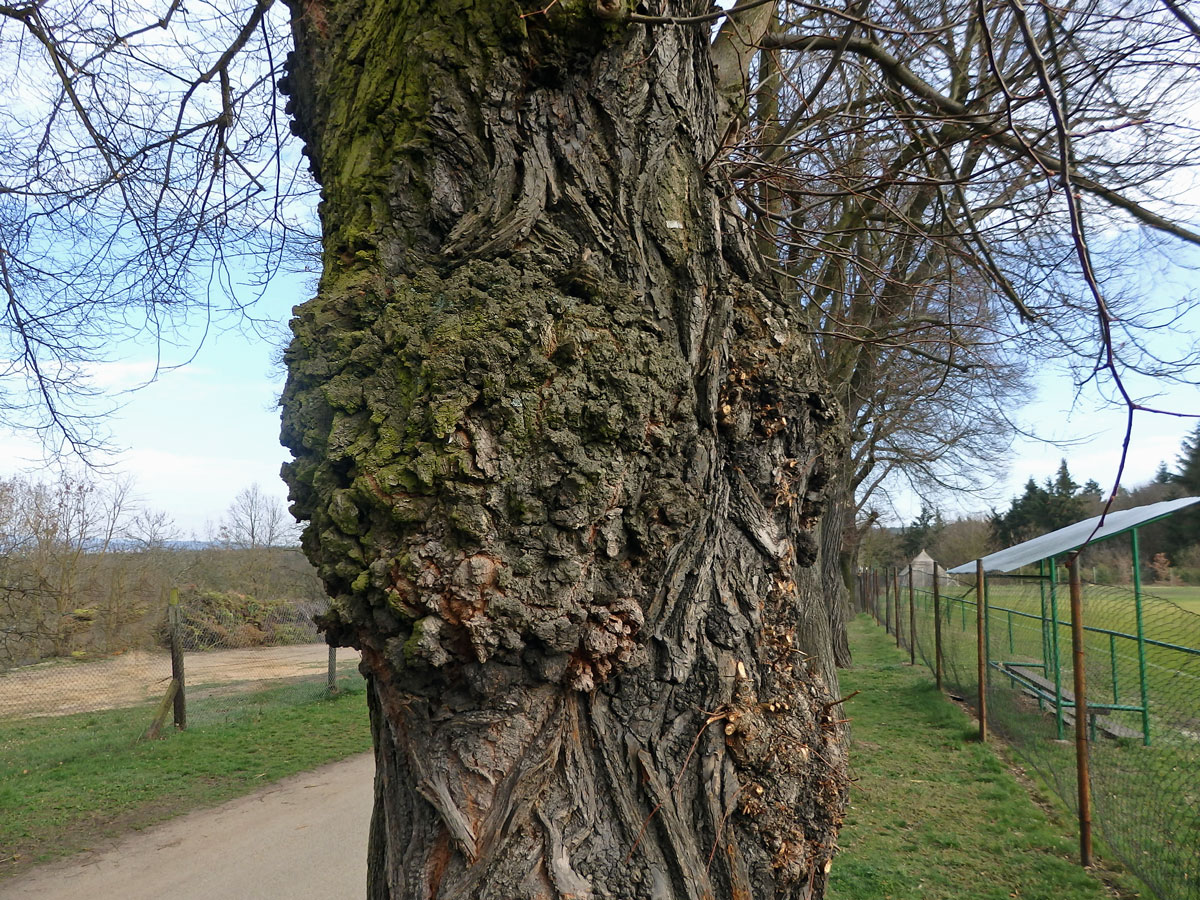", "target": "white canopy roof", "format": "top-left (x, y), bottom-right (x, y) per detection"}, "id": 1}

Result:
top-left (946, 496), bottom-right (1200, 575)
